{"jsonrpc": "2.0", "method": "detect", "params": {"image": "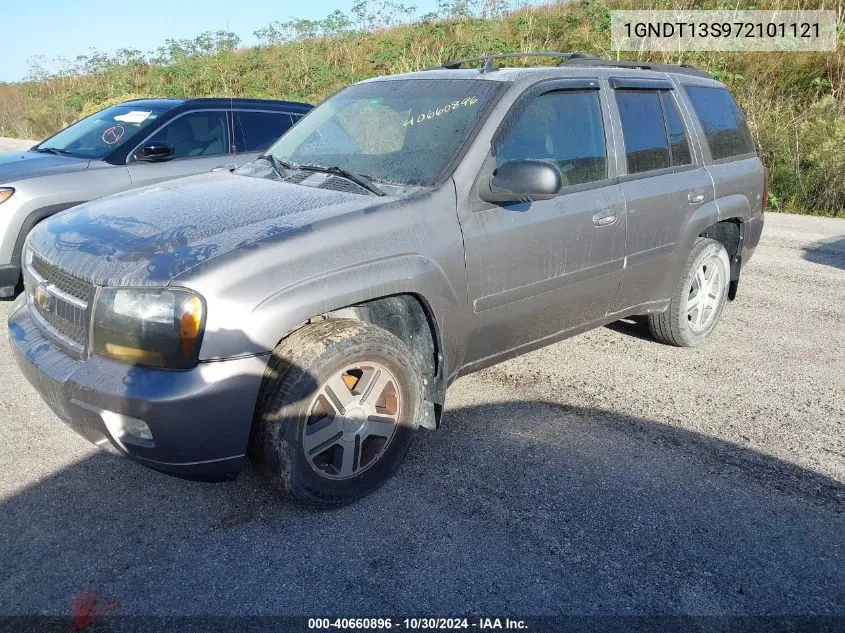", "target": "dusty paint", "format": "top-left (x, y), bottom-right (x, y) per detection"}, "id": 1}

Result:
top-left (9, 65), bottom-right (765, 483)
